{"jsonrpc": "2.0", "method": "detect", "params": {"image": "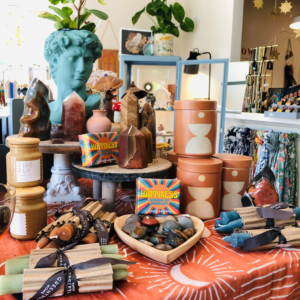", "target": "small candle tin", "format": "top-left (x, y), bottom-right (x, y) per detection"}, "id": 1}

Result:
top-left (177, 157), bottom-right (223, 220)
top-left (213, 153), bottom-right (252, 211)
